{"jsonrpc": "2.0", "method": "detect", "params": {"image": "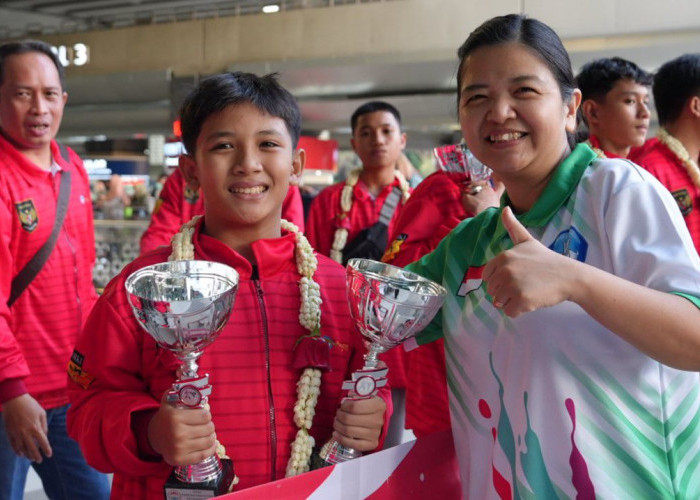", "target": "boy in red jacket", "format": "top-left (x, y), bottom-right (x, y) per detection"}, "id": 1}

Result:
top-left (67, 72), bottom-right (390, 498)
